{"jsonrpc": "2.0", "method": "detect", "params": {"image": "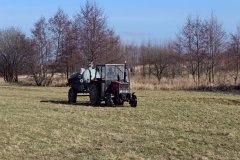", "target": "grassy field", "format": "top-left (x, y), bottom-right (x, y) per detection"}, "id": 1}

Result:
top-left (0, 85), bottom-right (240, 159)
